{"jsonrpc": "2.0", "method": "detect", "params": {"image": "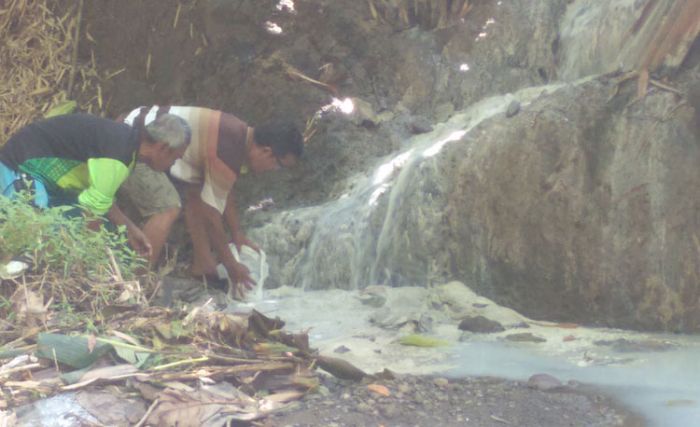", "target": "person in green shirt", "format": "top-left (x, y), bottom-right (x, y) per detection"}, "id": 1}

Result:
top-left (0, 113), bottom-right (191, 257)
